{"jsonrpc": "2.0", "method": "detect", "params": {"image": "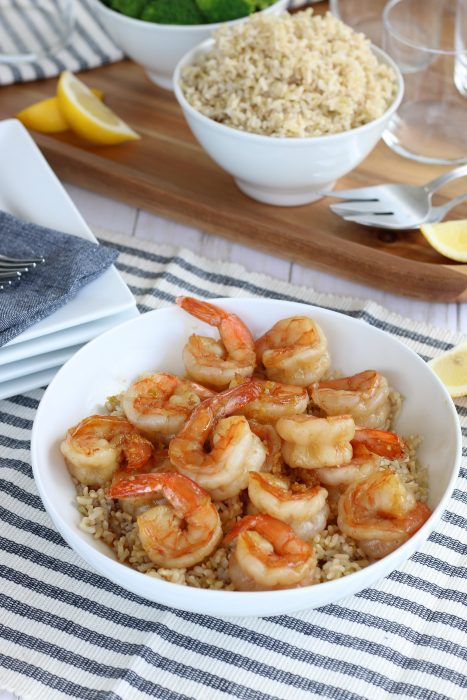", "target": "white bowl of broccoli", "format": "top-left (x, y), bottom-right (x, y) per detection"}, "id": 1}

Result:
top-left (89, 0), bottom-right (289, 89)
